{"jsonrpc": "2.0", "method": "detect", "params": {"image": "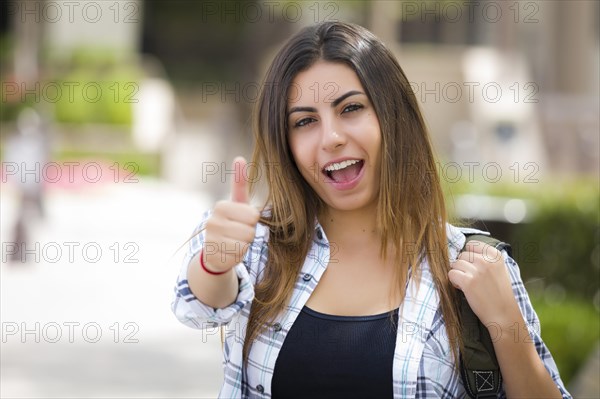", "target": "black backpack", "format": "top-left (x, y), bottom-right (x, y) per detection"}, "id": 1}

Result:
top-left (459, 233), bottom-right (512, 398)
